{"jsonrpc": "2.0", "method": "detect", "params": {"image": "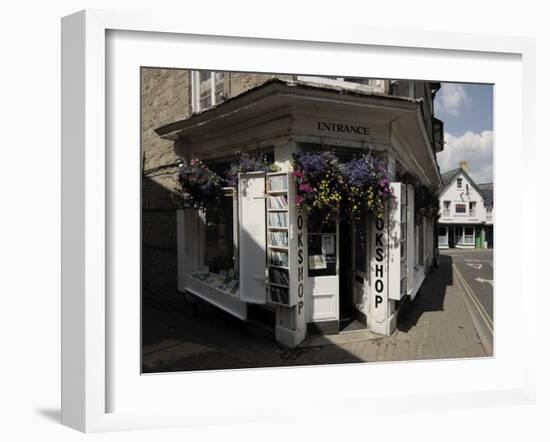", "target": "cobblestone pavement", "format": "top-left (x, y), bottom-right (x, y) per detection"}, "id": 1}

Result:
top-left (142, 254), bottom-right (487, 373)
